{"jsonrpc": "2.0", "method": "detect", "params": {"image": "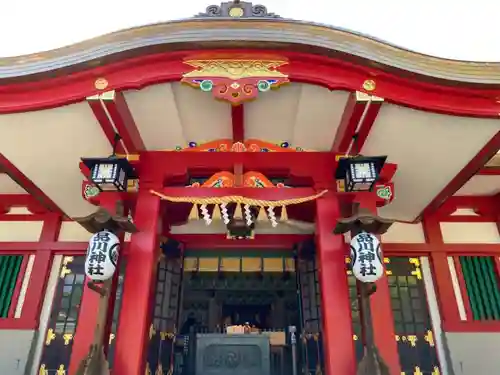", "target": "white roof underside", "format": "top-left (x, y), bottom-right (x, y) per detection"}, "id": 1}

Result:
top-left (0, 103), bottom-right (111, 217)
top-left (124, 82), bottom-right (349, 151)
top-left (362, 104), bottom-right (500, 220)
top-left (0, 82), bottom-right (498, 221)
top-left (0, 174), bottom-right (26, 194)
top-left (455, 175), bottom-right (500, 196)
